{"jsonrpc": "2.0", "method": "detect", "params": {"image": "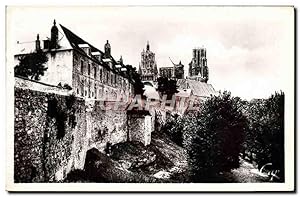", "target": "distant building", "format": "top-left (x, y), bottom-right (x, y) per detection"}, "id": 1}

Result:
top-left (188, 47), bottom-right (209, 83)
top-left (159, 67), bottom-right (173, 79)
top-left (159, 59), bottom-right (184, 80)
top-left (138, 41), bottom-right (158, 82)
top-left (14, 20), bottom-right (134, 101)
